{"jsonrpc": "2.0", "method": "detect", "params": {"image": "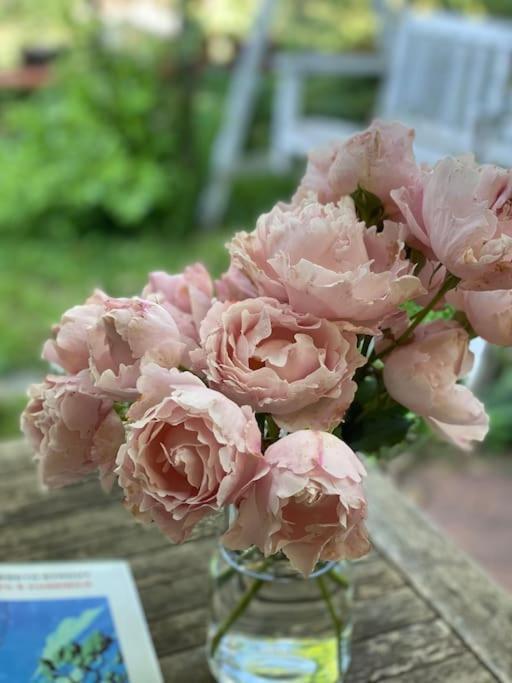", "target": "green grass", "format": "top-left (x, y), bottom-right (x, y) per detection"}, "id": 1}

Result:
top-left (0, 394), bottom-right (27, 440)
top-left (0, 232), bottom-right (230, 376)
top-left (0, 229), bottom-right (232, 439)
